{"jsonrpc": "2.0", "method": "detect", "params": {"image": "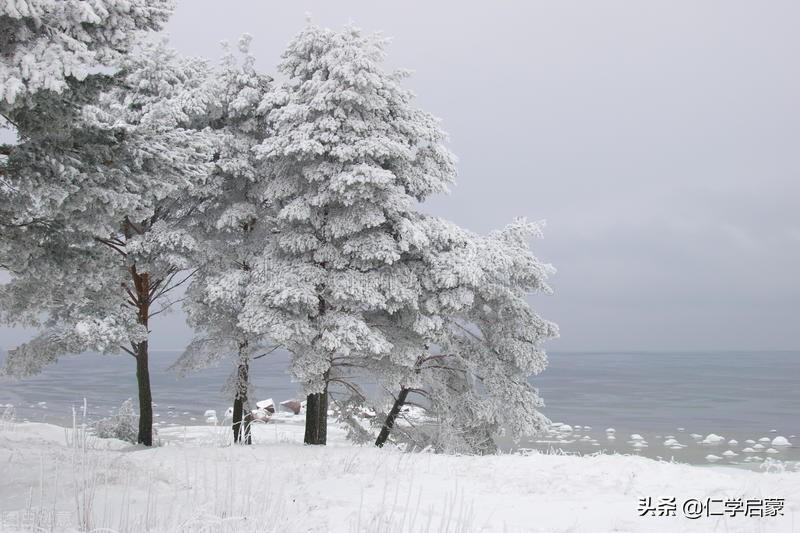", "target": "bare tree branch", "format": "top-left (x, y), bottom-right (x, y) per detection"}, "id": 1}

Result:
top-left (120, 345), bottom-right (137, 358)
top-left (329, 378), bottom-right (367, 400)
top-left (95, 237), bottom-right (127, 257)
top-left (253, 345), bottom-right (282, 360)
